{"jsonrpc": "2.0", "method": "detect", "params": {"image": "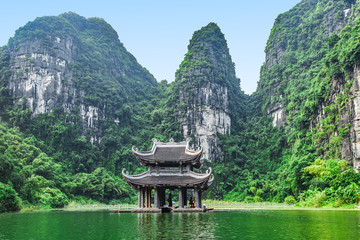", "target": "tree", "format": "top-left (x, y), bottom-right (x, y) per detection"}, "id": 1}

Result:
top-left (0, 183), bottom-right (21, 212)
